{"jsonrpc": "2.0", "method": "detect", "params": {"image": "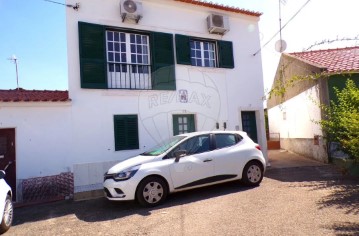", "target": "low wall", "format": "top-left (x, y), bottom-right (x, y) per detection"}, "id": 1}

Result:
top-left (16, 172), bottom-right (74, 204)
top-left (280, 138), bottom-right (328, 163)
